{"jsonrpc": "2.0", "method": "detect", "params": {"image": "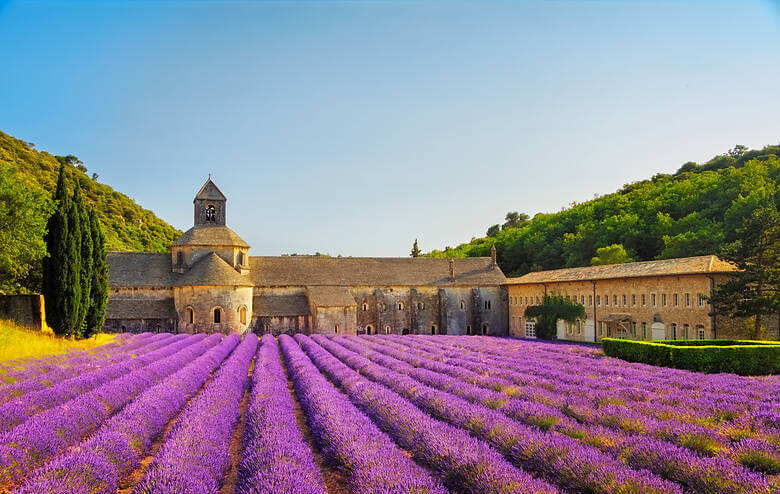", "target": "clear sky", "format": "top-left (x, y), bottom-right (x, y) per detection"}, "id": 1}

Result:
top-left (1, 1), bottom-right (779, 256)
